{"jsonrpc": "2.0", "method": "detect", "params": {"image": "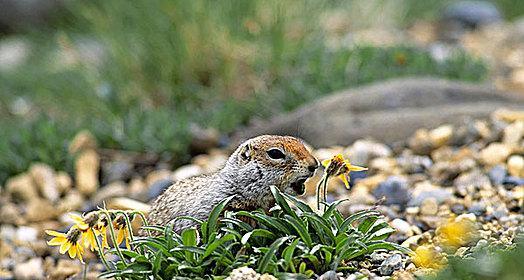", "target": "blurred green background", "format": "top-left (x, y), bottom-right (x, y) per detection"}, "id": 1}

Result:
top-left (2, 0), bottom-right (524, 183)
